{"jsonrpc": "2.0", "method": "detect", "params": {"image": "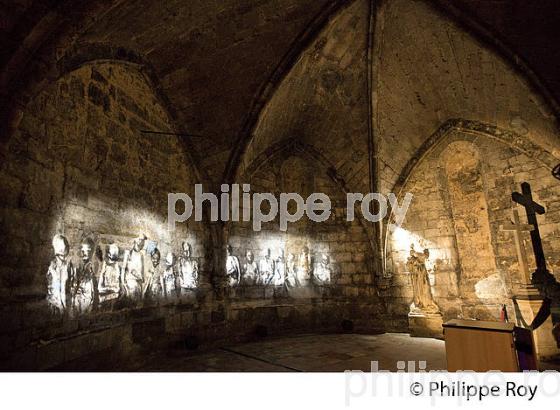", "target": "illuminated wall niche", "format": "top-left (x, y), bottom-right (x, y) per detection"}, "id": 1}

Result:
top-left (226, 141), bottom-right (374, 299)
top-left (441, 142), bottom-right (504, 303)
top-left (386, 125), bottom-right (560, 321)
top-left (46, 229), bottom-right (204, 317)
top-left (0, 62), bottom-right (207, 319)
